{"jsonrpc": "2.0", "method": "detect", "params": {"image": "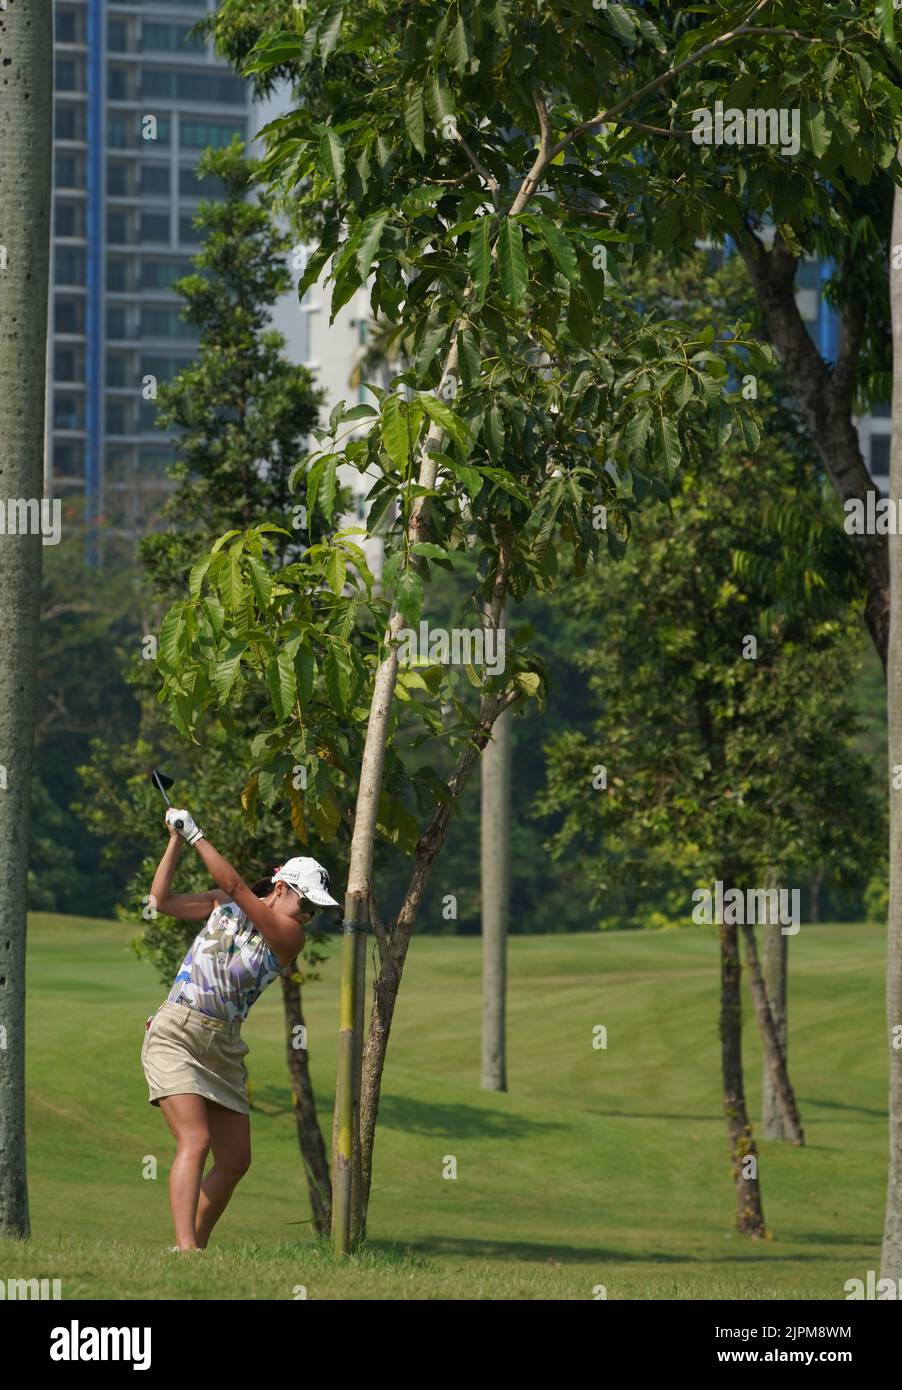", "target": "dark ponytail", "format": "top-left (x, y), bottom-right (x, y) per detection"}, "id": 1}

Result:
top-left (250, 868), bottom-right (278, 898)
